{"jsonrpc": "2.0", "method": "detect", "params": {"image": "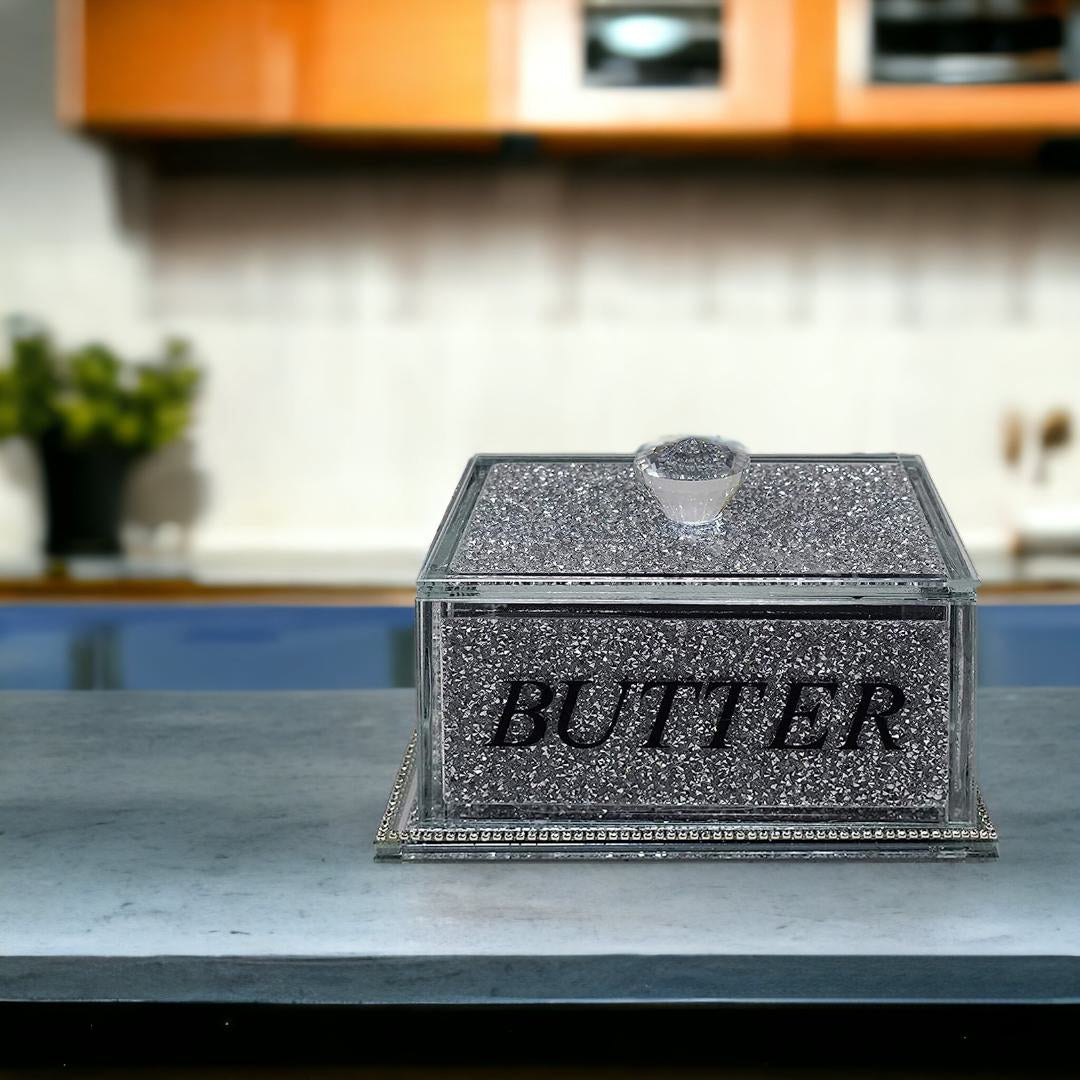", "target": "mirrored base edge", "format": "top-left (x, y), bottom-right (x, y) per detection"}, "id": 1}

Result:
top-left (374, 731), bottom-right (999, 862)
